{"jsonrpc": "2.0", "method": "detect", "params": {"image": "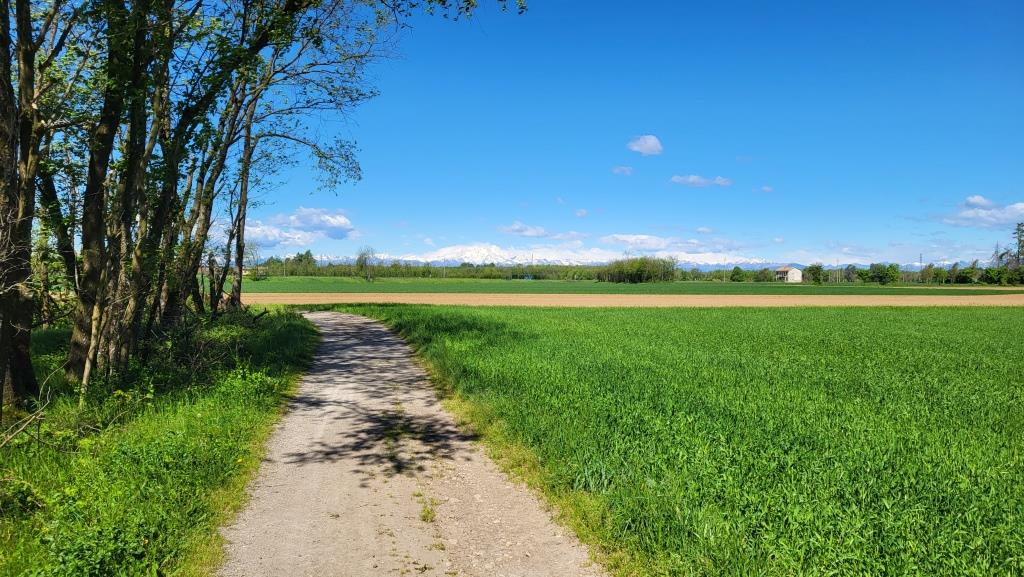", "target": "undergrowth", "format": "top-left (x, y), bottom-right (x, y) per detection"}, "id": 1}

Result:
top-left (0, 310), bottom-right (318, 577)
